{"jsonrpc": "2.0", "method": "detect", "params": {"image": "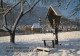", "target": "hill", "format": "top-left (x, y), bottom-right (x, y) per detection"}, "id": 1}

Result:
top-left (0, 6), bottom-right (48, 25)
